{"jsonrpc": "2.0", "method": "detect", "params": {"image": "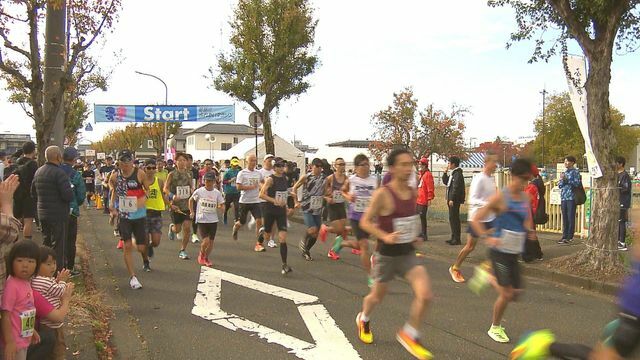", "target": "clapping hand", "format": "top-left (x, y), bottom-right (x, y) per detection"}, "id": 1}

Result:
top-left (0, 174), bottom-right (19, 216)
